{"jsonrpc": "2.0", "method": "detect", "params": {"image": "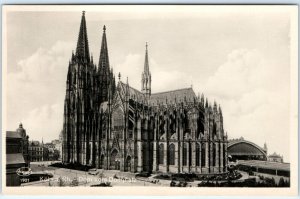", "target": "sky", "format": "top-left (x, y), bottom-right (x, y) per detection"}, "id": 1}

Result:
top-left (4, 6), bottom-right (295, 162)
